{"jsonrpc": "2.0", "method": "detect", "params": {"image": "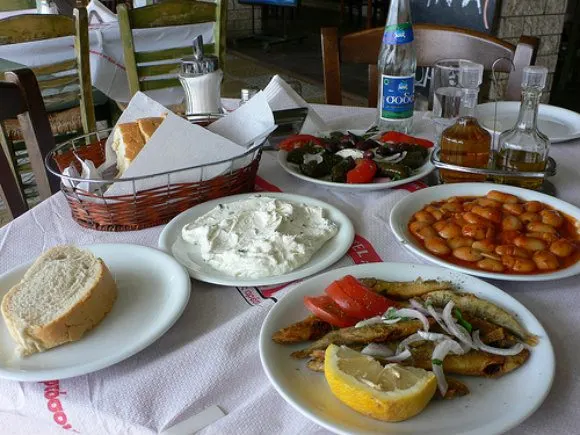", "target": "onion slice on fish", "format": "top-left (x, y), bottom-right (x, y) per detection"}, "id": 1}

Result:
top-left (472, 330), bottom-right (525, 356)
top-left (432, 340), bottom-right (465, 396)
top-left (409, 298), bottom-right (430, 315)
top-left (442, 301), bottom-right (474, 350)
top-left (385, 348), bottom-right (412, 362)
top-left (396, 332), bottom-right (424, 354)
top-left (355, 316), bottom-right (384, 328)
top-left (426, 304), bottom-right (450, 334)
top-left (391, 308), bottom-right (430, 331)
top-left (418, 331), bottom-right (453, 342)
top-left (361, 343), bottom-right (395, 358)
